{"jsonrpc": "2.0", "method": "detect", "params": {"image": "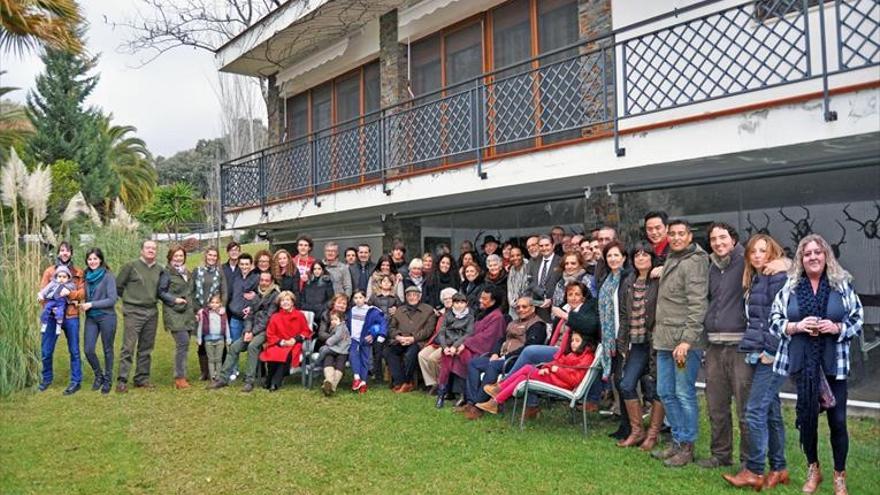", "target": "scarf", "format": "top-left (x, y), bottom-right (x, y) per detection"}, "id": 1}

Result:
top-left (174, 263), bottom-right (188, 281)
top-left (501, 313), bottom-right (541, 355)
top-left (195, 265), bottom-right (221, 307)
top-left (258, 283), bottom-right (278, 298)
top-left (55, 256), bottom-right (72, 269)
top-left (598, 270), bottom-right (621, 379)
top-left (794, 274), bottom-right (832, 450)
top-left (409, 275), bottom-right (424, 288)
top-left (435, 269), bottom-right (456, 288)
top-left (85, 268), bottom-right (107, 318)
top-left (452, 306), bottom-right (470, 319)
